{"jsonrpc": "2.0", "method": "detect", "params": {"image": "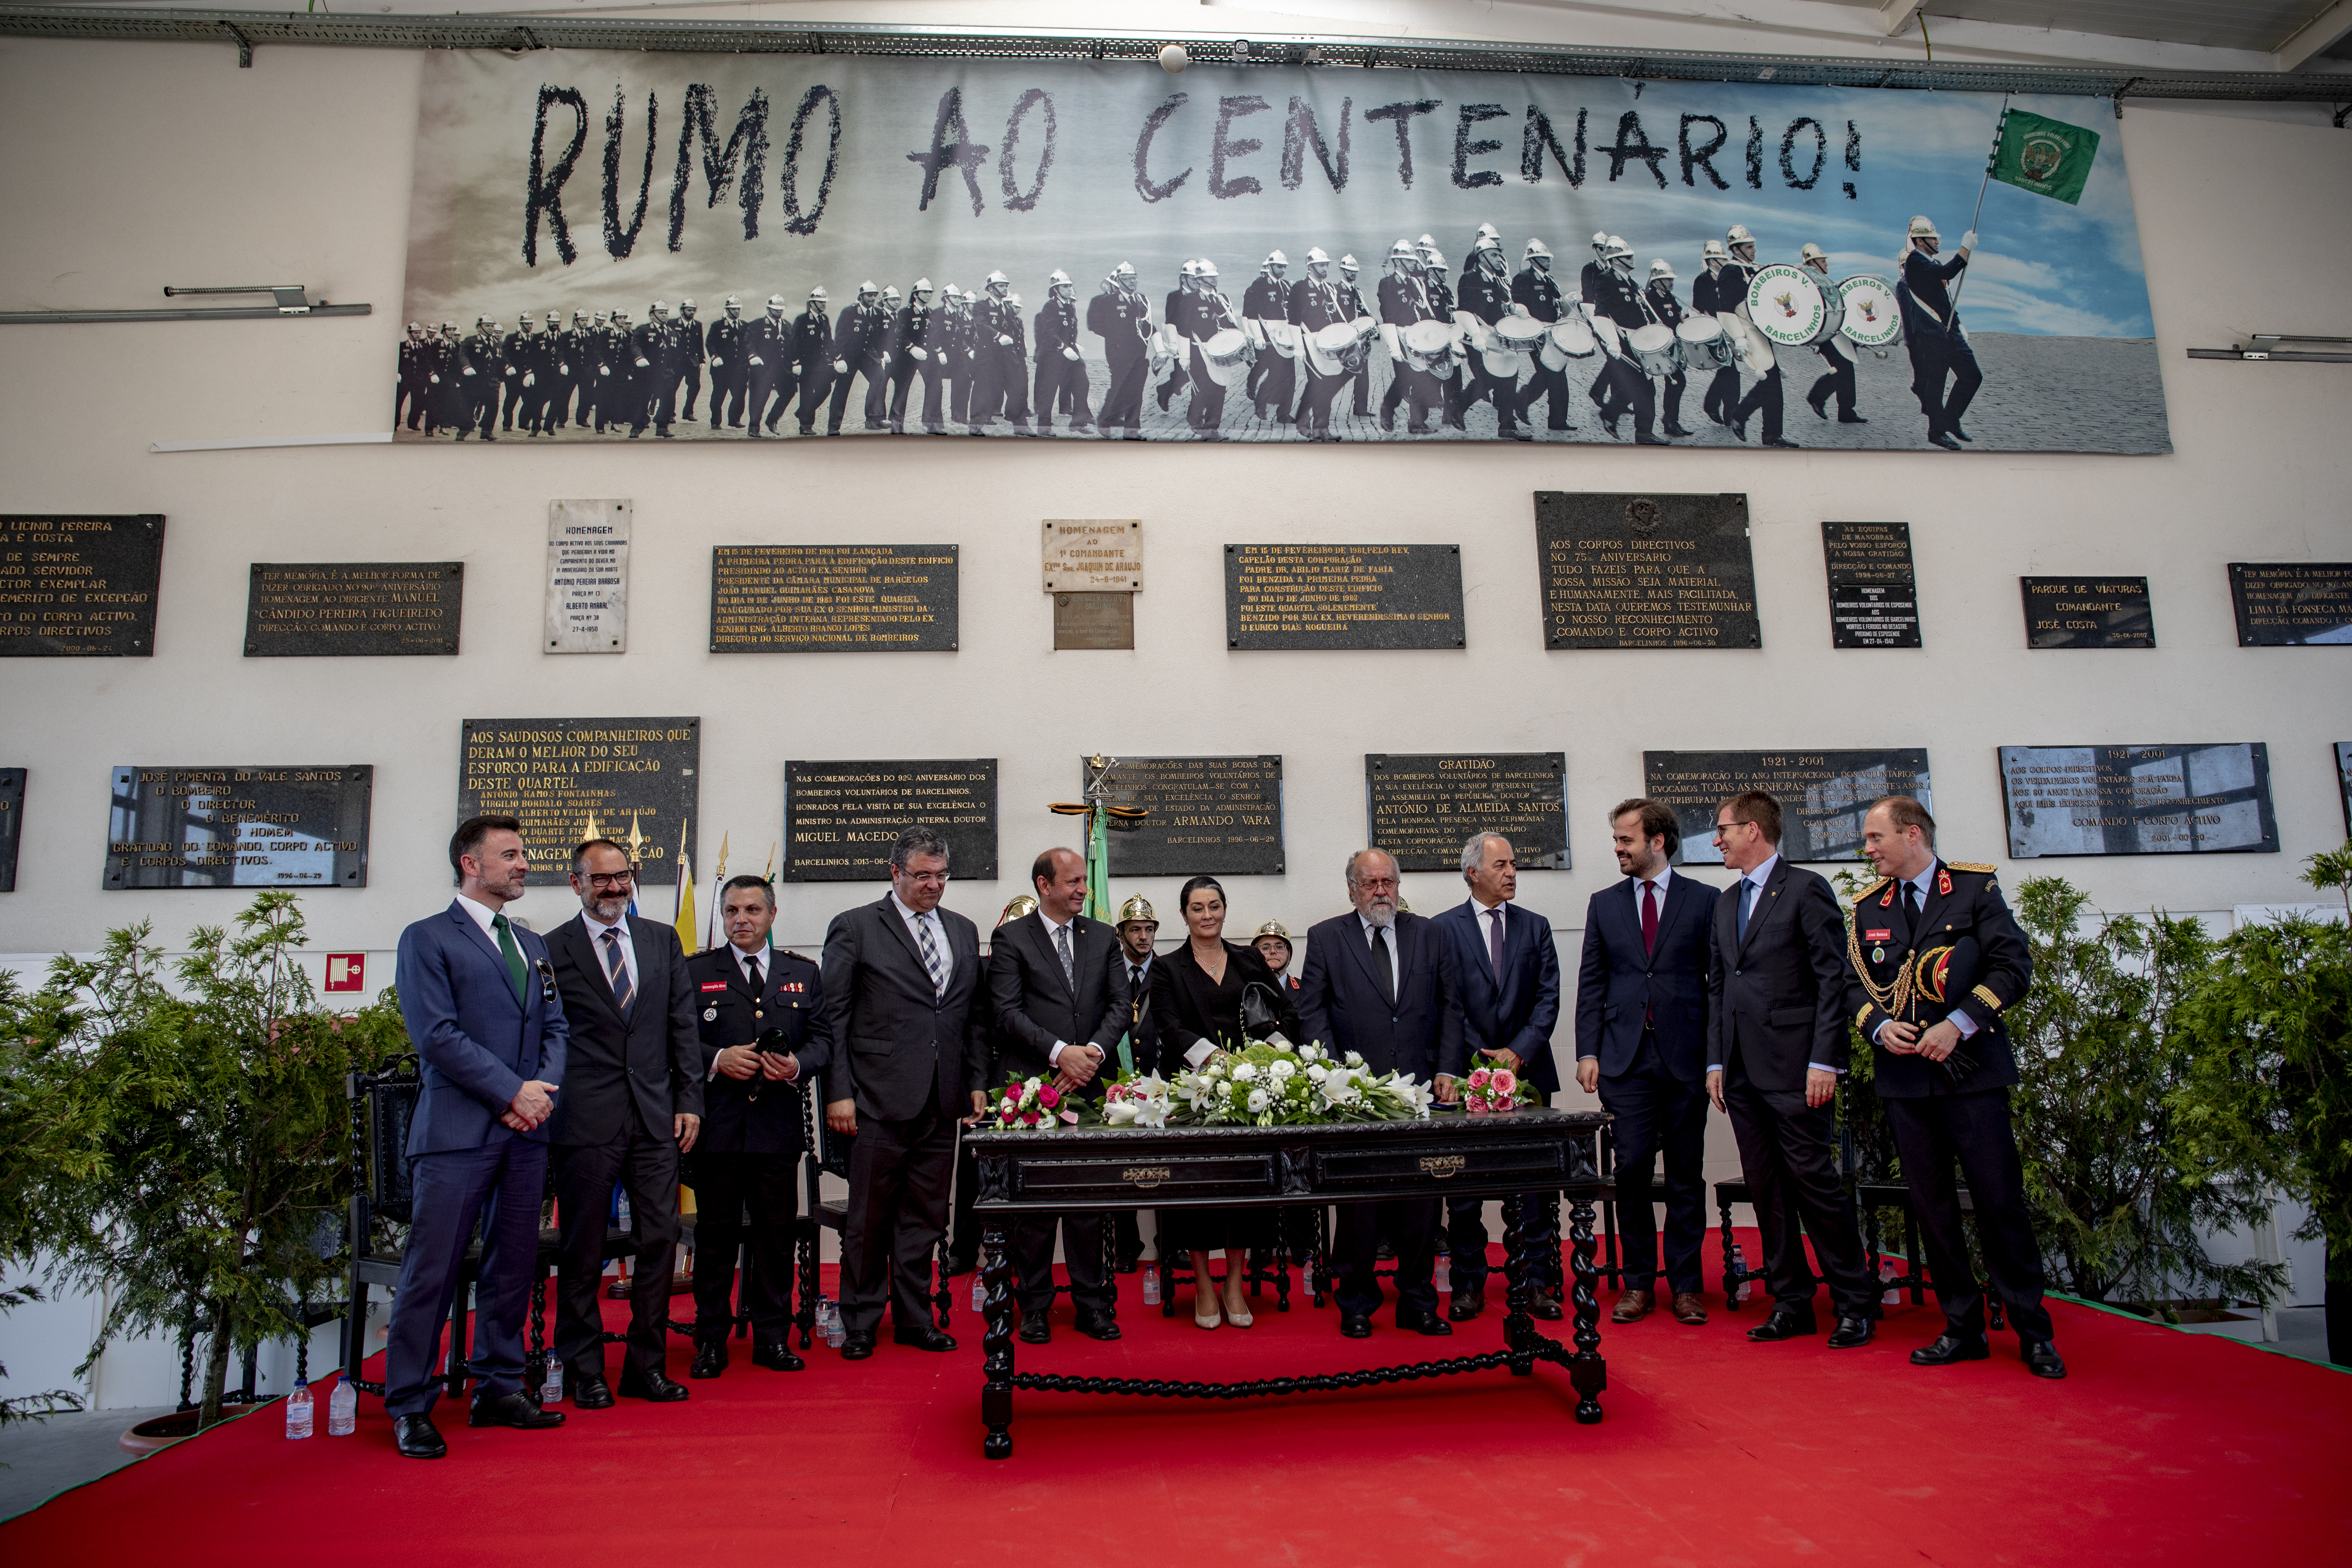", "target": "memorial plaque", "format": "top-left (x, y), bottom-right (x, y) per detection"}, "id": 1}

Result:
top-left (2021, 577), bottom-right (2154, 650)
top-left (104, 765), bottom-right (370, 890)
top-left (1365, 754), bottom-right (1568, 873)
top-left (243, 562), bottom-right (463, 657)
top-left (781, 759), bottom-right (997, 881)
top-left (0, 769), bottom-right (21, 893)
top-left (546, 500), bottom-right (631, 654)
top-left (1042, 520), bottom-right (1143, 592)
top-left (0, 514), bottom-right (163, 658)
top-left (2338, 743), bottom-right (2352, 837)
top-left (1643, 750), bottom-right (1933, 865)
top-left (2228, 562), bottom-right (2352, 647)
top-left (1052, 592), bottom-right (1134, 651)
top-left (1535, 493), bottom-right (1759, 650)
top-left (457, 717), bottom-right (698, 886)
top-left (1822, 521), bottom-right (1922, 650)
top-left (712, 544), bottom-right (958, 653)
top-left (1997, 743), bottom-right (2277, 858)
top-left (1224, 545), bottom-right (1464, 651)
top-left (1095, 756), bottom-right (1286, 877)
